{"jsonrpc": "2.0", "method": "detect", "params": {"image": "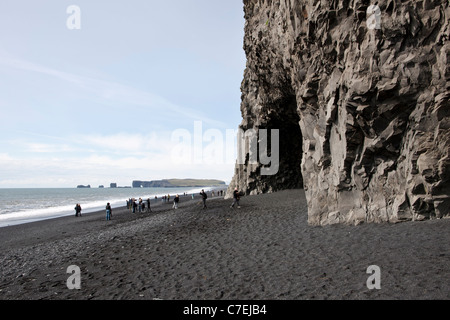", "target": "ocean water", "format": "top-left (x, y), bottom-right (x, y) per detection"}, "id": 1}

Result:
top-left (0, 186), bottom-right (220, 228)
